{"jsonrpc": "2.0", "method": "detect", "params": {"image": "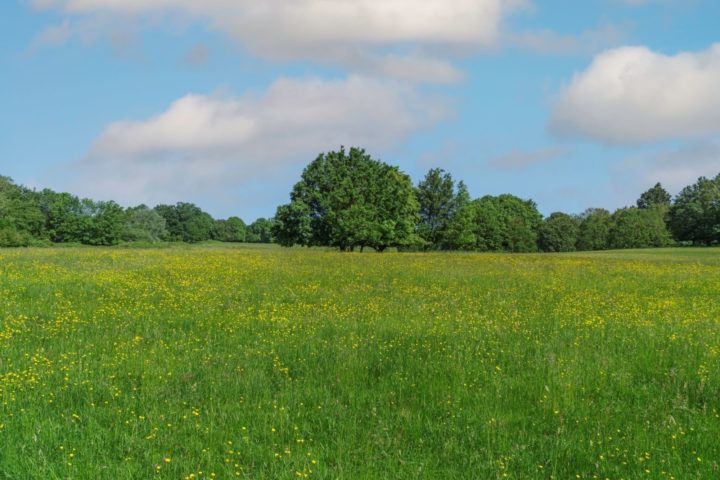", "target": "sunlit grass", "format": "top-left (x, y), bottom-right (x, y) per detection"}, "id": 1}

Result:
top-left (1, 245), bottom-right (719, 479)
